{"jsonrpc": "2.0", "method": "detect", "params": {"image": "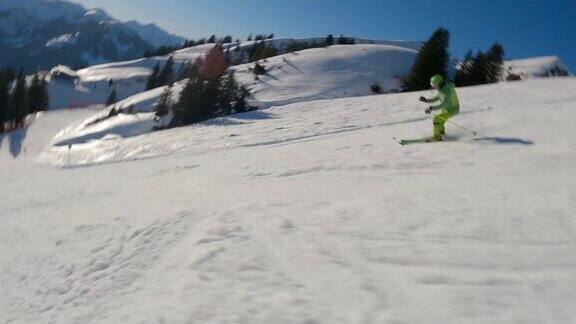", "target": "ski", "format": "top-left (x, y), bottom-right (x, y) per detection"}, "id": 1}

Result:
top-left (394, 137), bottom-right (443, 145)
top-left (398, 138), bottom-right (427, 145)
